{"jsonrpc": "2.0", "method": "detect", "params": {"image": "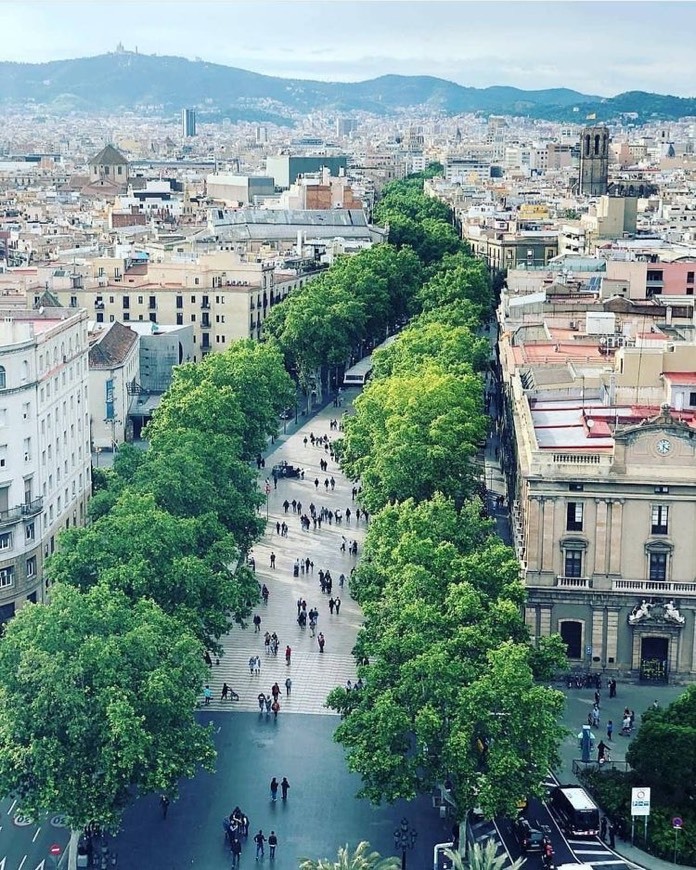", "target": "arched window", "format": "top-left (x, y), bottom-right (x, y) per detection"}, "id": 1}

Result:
top-left (594, 134), bottom-right (601, 156)
top-left (0, 366), bottom-right (5, 389)
top-left (584, 135), bottom-right (591, 157)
